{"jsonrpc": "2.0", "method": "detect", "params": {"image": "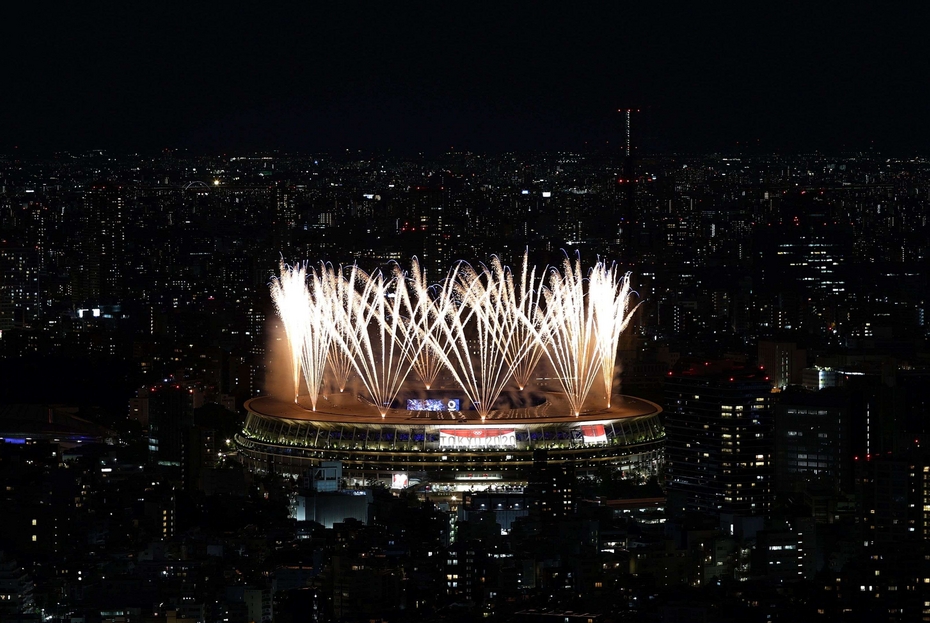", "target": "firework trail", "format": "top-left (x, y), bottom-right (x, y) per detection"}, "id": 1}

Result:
top-left (405, 257), bottom-right (446, 390)
top-left (590, 261), bottom-right (640, 407)
top-left (539, 255), bottom-right (602, 416)
top-left (269, 261), bottom-right (311, 403)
